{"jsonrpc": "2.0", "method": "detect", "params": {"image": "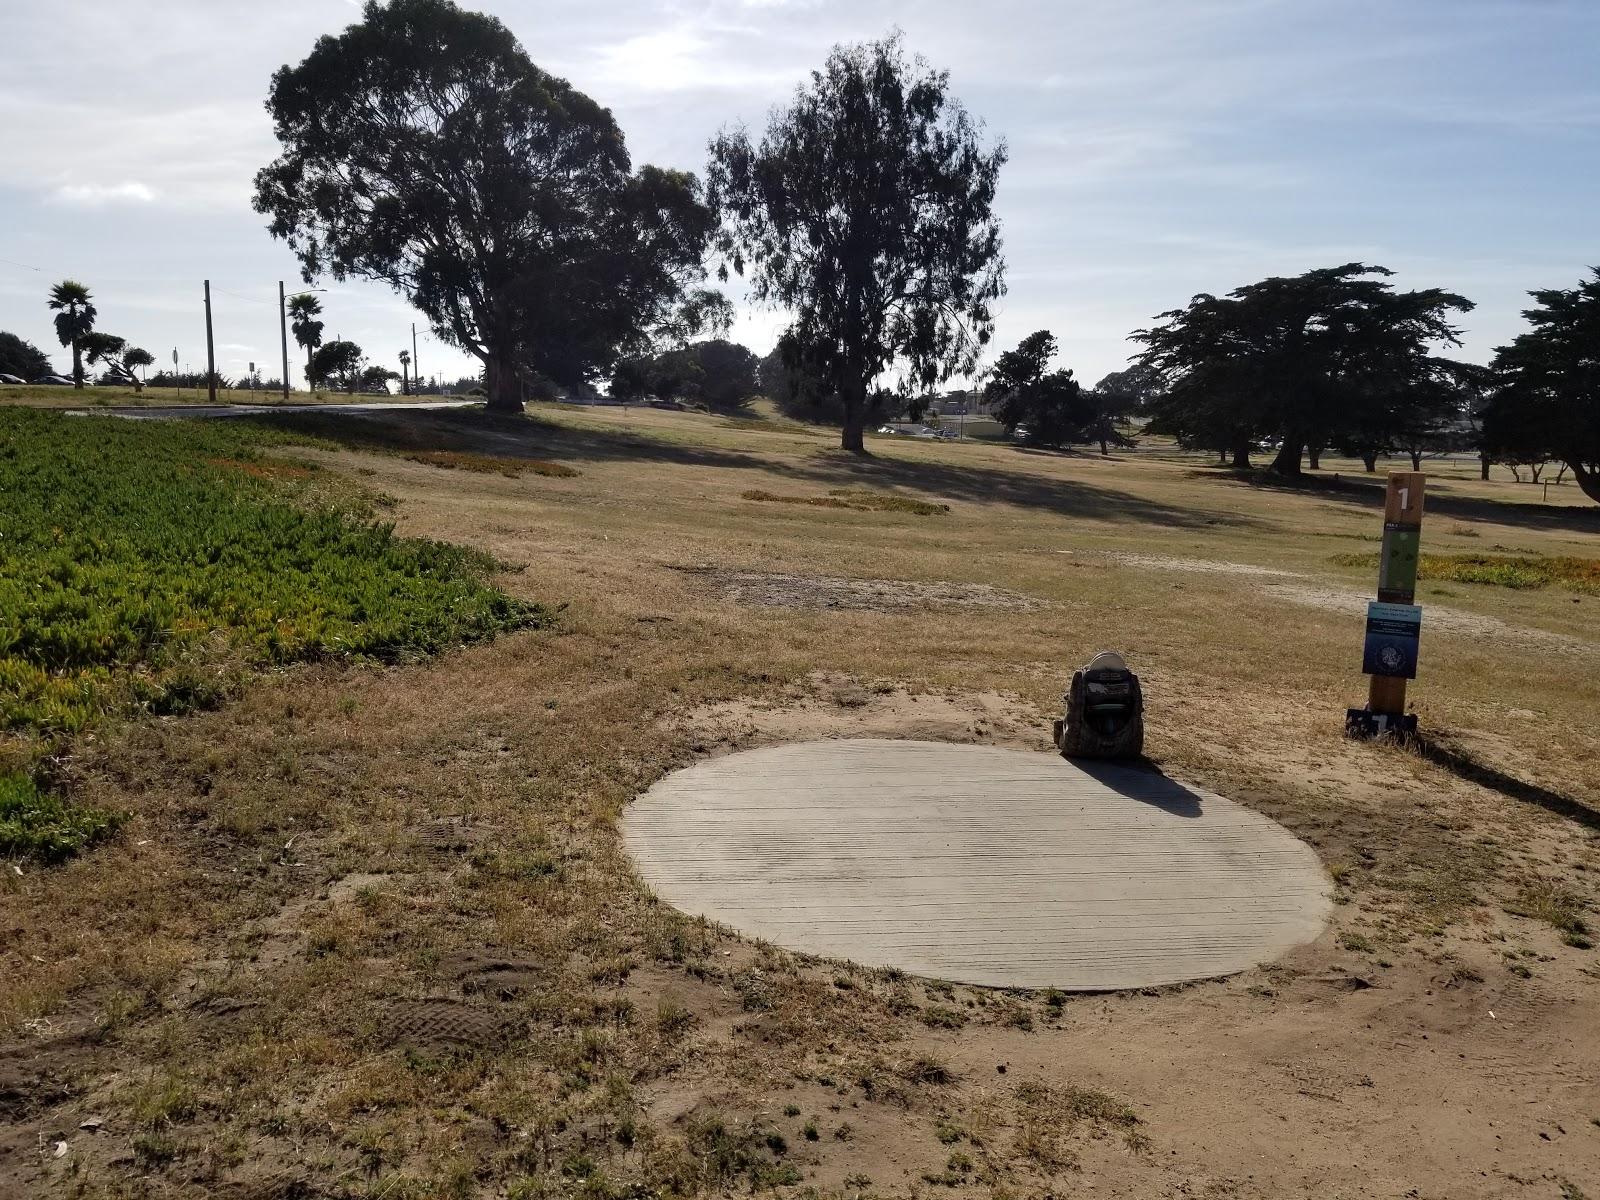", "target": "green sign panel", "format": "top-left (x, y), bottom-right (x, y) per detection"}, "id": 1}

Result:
top-left (1378, 523), bottom-right (1420, 600)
